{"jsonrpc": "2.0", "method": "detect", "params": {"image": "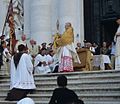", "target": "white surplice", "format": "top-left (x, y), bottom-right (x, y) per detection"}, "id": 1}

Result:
top-left (27, 43), bottom-right (39, 57)
top-left (3, 48), bottom-right (11, 75)
top-left (34, 54), bottom-right (51, 74)
top-left (46, 54), bottom-right (59, 72)
top-left (114, 25), bottom-right (120, 70)
top-left (10, 53), bottom-right (36, 89)
top-left (56, 43), bottom-right (80, 63)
